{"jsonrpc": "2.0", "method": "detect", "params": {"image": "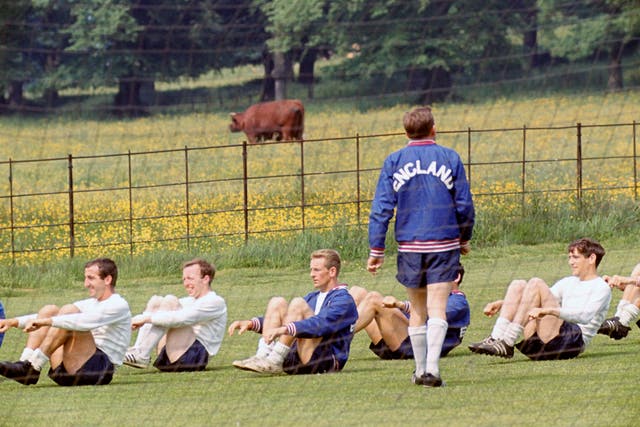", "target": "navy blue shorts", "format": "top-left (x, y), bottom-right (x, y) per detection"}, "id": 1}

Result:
top-left (370, 328), bottom-right (463, 360)
top-left (369, 337), bottom-right (414, 360)
top-left (283, 340), bottom-right (342, 375)
top-left (154, 339), bottom-right (209, 372)
top-left (396, 250), bottom-right (460, 288)
top-left (48, 348), bottom-right (114, 386)
top-left (516, 321), bottom-right (584, 360)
